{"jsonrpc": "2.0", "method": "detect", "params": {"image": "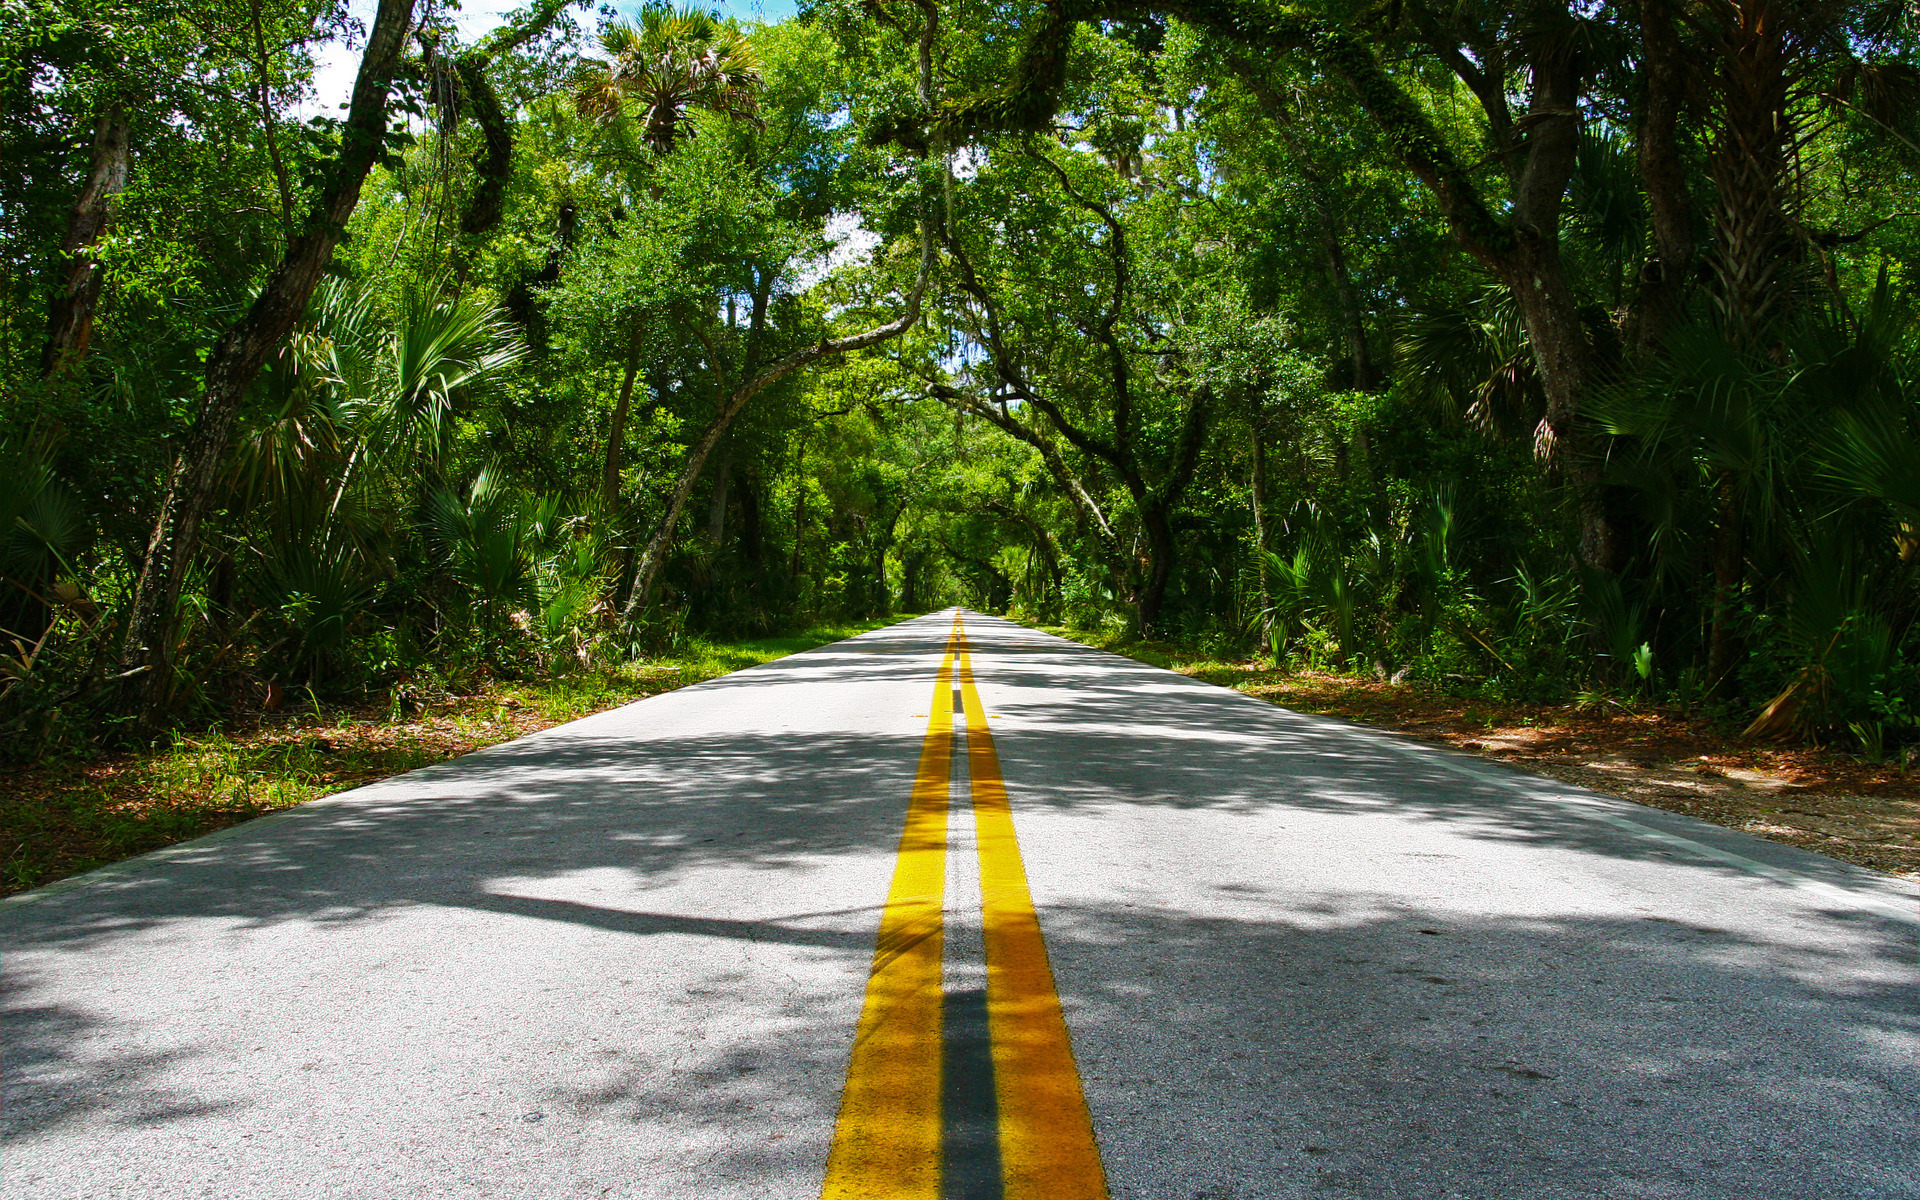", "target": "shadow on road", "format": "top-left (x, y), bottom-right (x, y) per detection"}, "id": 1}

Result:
top-left (965, 619), bottom-right (1913, 901)
top-left (2, 614), bottom-right (1914, 1198)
